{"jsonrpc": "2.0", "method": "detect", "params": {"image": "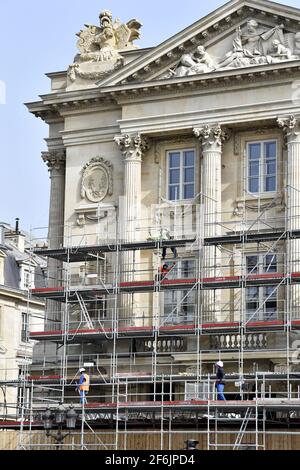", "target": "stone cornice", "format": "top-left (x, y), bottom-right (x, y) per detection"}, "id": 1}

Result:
top-left (27, 60), bottom-right (300, 123)
top-left (102, 61), bottom-right (300, 99)
top-left (25, 91), bottom-right (117, 122)
top-left (0, 285), bottom-right (45, 306)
